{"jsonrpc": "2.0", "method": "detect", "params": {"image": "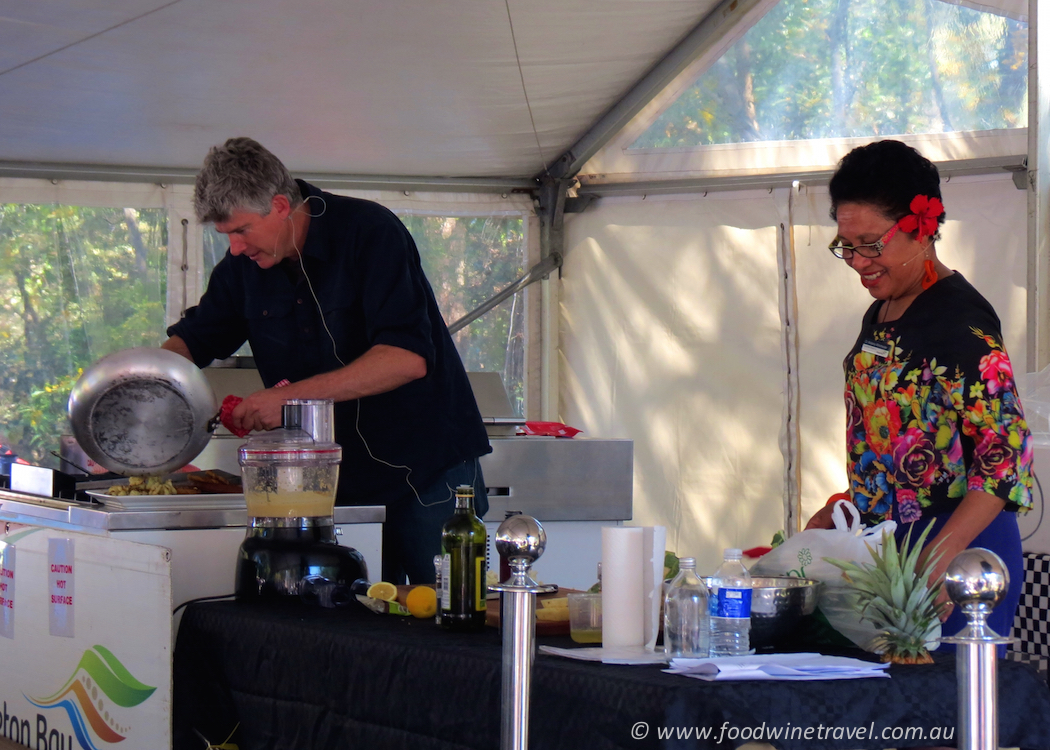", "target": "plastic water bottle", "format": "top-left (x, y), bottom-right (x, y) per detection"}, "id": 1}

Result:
top-left (663, 557), bottom-right (710, 658)
top-left (708, 548), bottom-right (752, 656)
